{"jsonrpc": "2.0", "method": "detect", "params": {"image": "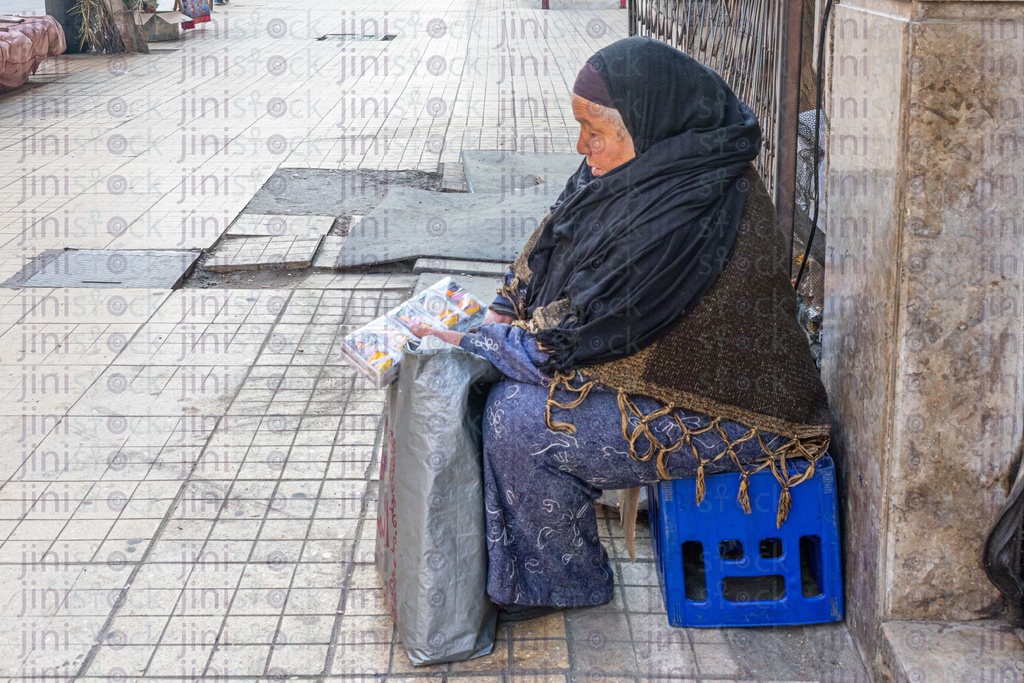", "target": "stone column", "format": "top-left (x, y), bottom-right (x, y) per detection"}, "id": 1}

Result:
top-left (821, 0), bottom-right (1024, 672)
